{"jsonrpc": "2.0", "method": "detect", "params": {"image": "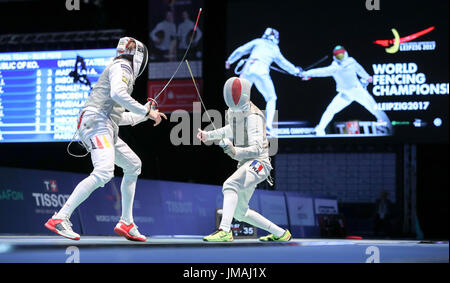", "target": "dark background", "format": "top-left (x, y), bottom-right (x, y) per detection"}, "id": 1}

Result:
top-left (0, 0), bottom-right (448, 239)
